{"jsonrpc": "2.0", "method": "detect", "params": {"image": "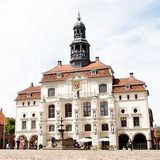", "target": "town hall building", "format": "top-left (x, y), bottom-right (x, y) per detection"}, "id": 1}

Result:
top-left (15, 14), bottom-right (153, 150)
